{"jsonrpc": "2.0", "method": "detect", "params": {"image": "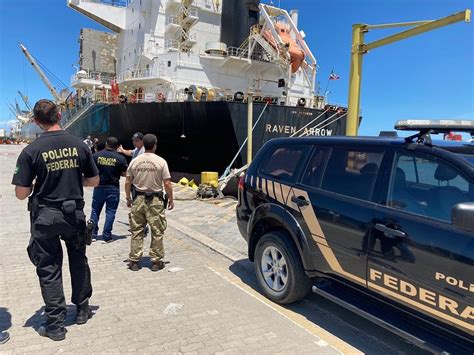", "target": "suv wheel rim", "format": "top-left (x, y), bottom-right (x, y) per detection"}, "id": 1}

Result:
top-left (261, 246), bottom-right (288, 292)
